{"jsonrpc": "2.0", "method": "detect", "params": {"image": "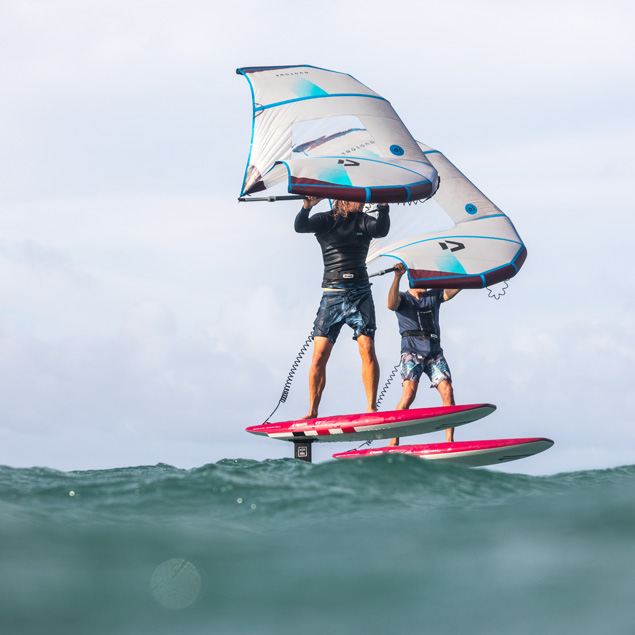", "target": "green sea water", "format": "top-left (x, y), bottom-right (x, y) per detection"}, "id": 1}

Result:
top-left (1, 456), bottom-right (634, 634)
